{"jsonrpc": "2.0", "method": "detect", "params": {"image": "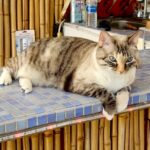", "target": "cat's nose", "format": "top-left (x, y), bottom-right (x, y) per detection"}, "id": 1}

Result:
top-left (117, 64), bottom-right (125, 74)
